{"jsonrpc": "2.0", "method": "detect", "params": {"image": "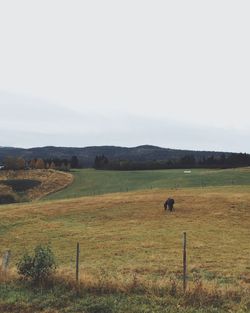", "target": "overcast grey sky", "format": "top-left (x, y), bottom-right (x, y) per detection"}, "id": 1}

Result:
top-left (0, 1), bottom-right (249, 152)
